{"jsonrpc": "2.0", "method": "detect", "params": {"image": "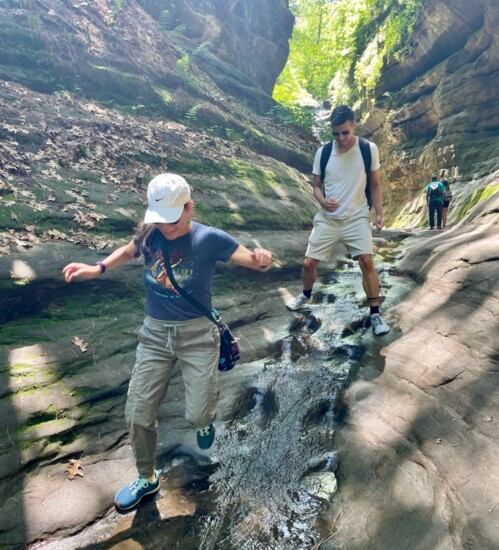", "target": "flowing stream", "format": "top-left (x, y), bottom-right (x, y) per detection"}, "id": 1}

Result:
top-left (30, 235), bottom-right (413, 550)
top-left (196, 238), bottom-right (412, 550)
